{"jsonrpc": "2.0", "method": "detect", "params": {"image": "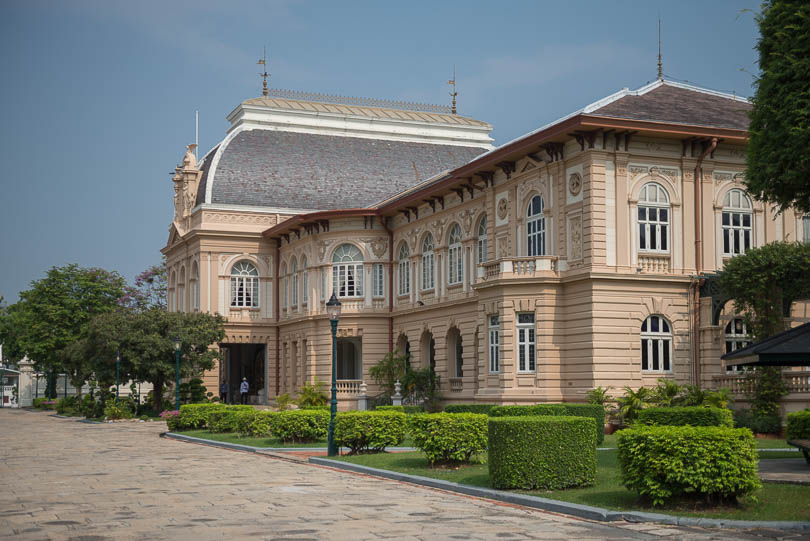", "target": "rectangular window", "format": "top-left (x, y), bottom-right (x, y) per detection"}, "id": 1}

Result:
top-left (448, 246), bottom-right (463, 285)
top-left (302, 270), bottom-right (308, 304)
top-left (398, 260), bottom-right (410, 296)
top-left (320, 267), bottom-right (326, 301)
top-left (373, 263), bottom-right (384, 297)
top-left (722, 211), bottom-right (752, 256)
top-left (489, 315), bottom-right (500, 373)
top-left (517, 313), bottom-right (536, 373)
top-left (803, 215), bottom-right (810, 244)
top-left (642, 337), bottom-right (672, 372)
top-left (333, 263), bottom-right (363, 298)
